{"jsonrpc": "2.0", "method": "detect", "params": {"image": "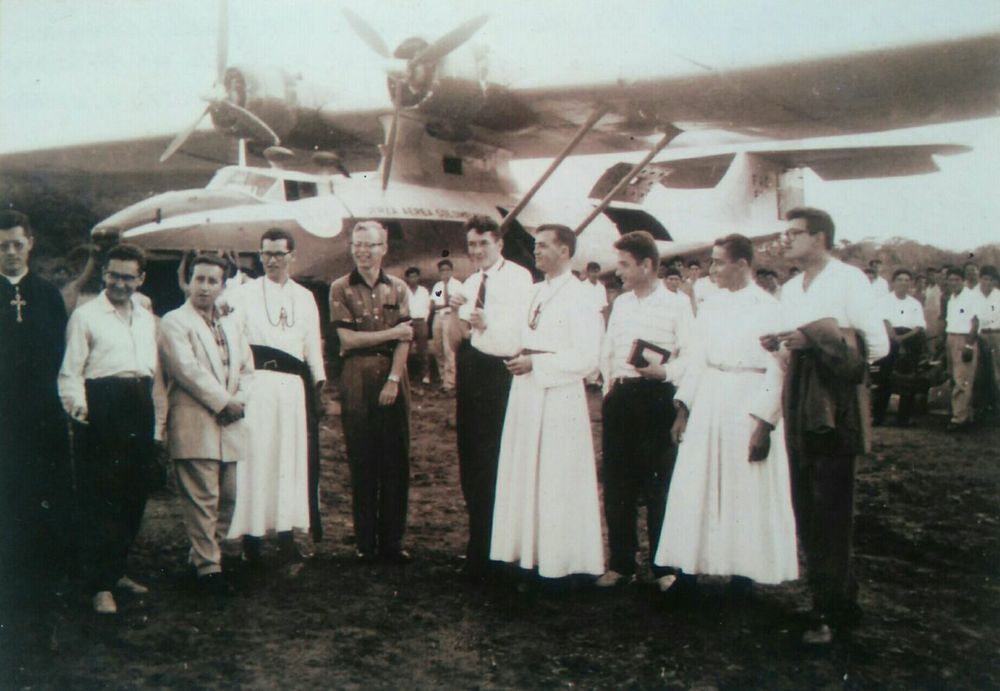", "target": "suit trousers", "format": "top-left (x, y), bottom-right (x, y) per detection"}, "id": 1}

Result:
top-left (340, 353), bottom-right (410, 555)
top-left (455, 342), bottom-right (512, 573)
top-left (601, 378), bottom-right (676, 577)
top-left (75, 377), bottom-right (154, 593)
top-left (789, 430), bottom-right (858, 622)
top-left (175, 459), bottom-right (237, 575)
top-left (431, 311), bottom-right (456, 389)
